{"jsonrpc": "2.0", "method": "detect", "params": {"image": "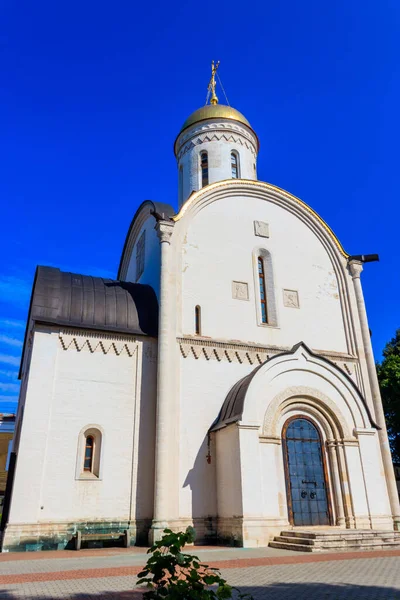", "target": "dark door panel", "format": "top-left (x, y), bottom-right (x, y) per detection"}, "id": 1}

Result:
top-left (283, 417), bottom-right (331, 527)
